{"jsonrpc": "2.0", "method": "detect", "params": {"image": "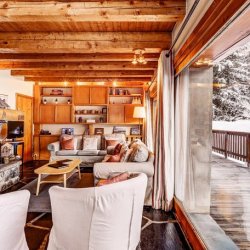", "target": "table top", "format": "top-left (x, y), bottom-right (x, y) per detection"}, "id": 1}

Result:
top-left (34, 159), bottom-right (81, 175)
